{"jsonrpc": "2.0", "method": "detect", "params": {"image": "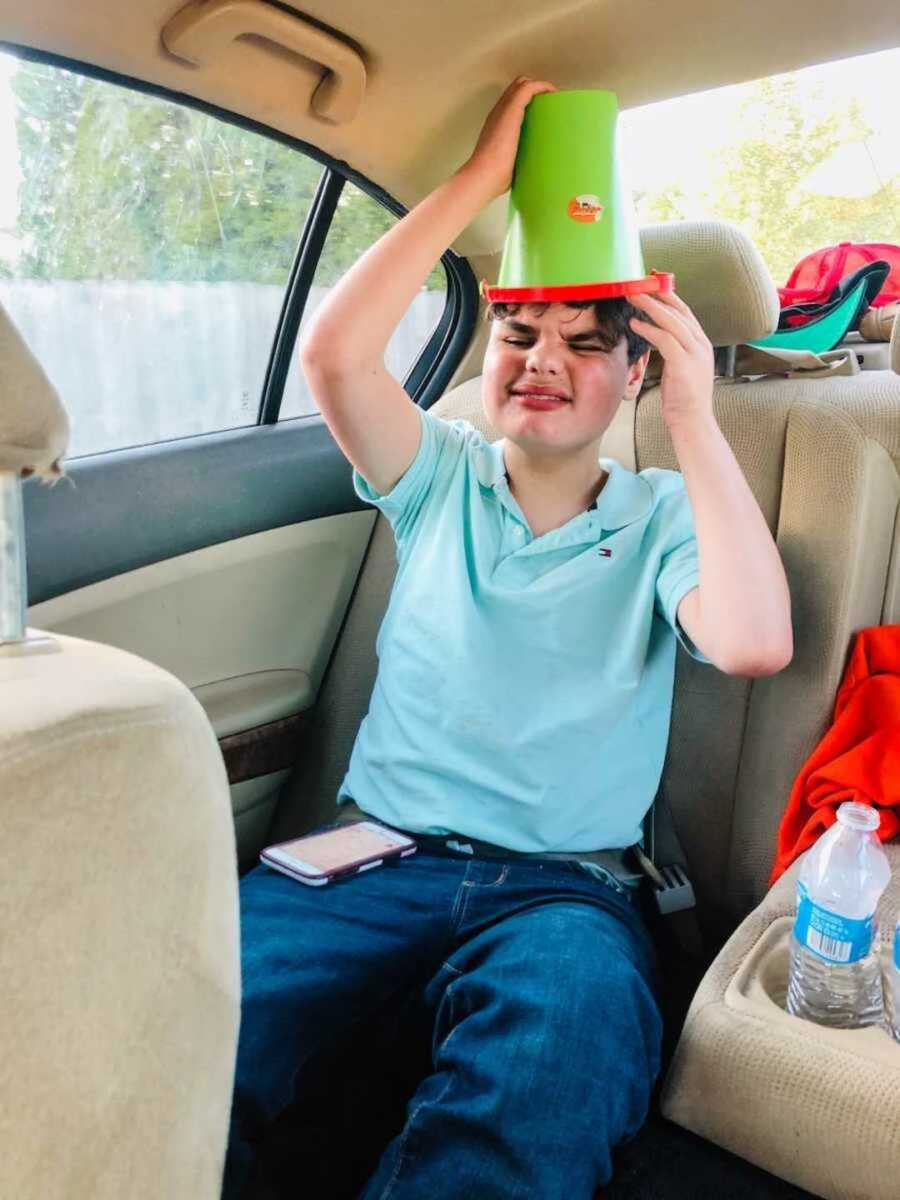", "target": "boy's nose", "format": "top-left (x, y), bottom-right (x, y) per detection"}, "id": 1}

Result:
top-left (525, 342), bottom-right (562, 375)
